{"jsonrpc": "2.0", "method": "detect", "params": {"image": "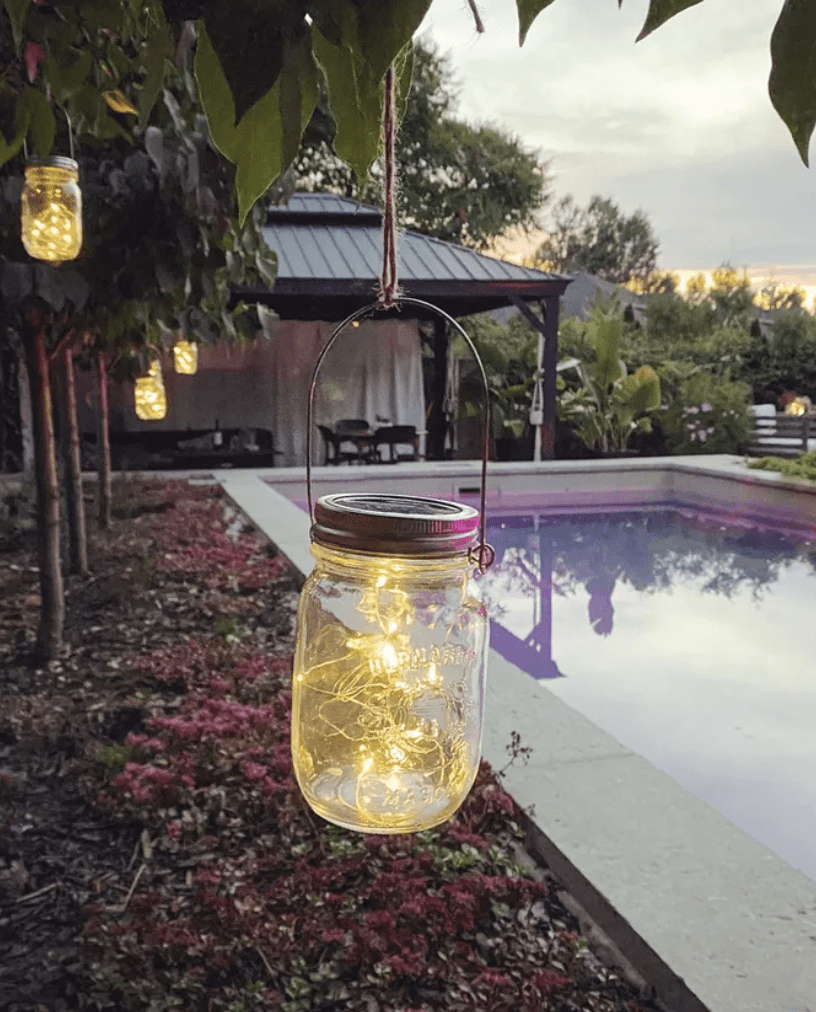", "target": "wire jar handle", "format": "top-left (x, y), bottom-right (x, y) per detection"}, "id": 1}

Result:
top-left (306, 297), bottom-right (494, 571)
